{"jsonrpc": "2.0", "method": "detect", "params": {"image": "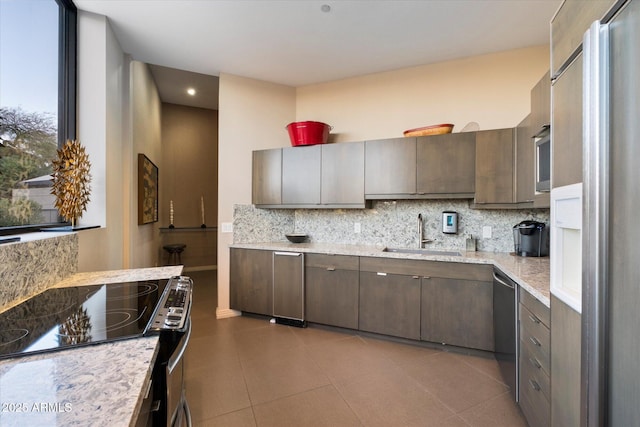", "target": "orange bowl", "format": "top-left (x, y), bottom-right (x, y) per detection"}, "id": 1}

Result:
top-left (403, 124), bottom-right (454, 137)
